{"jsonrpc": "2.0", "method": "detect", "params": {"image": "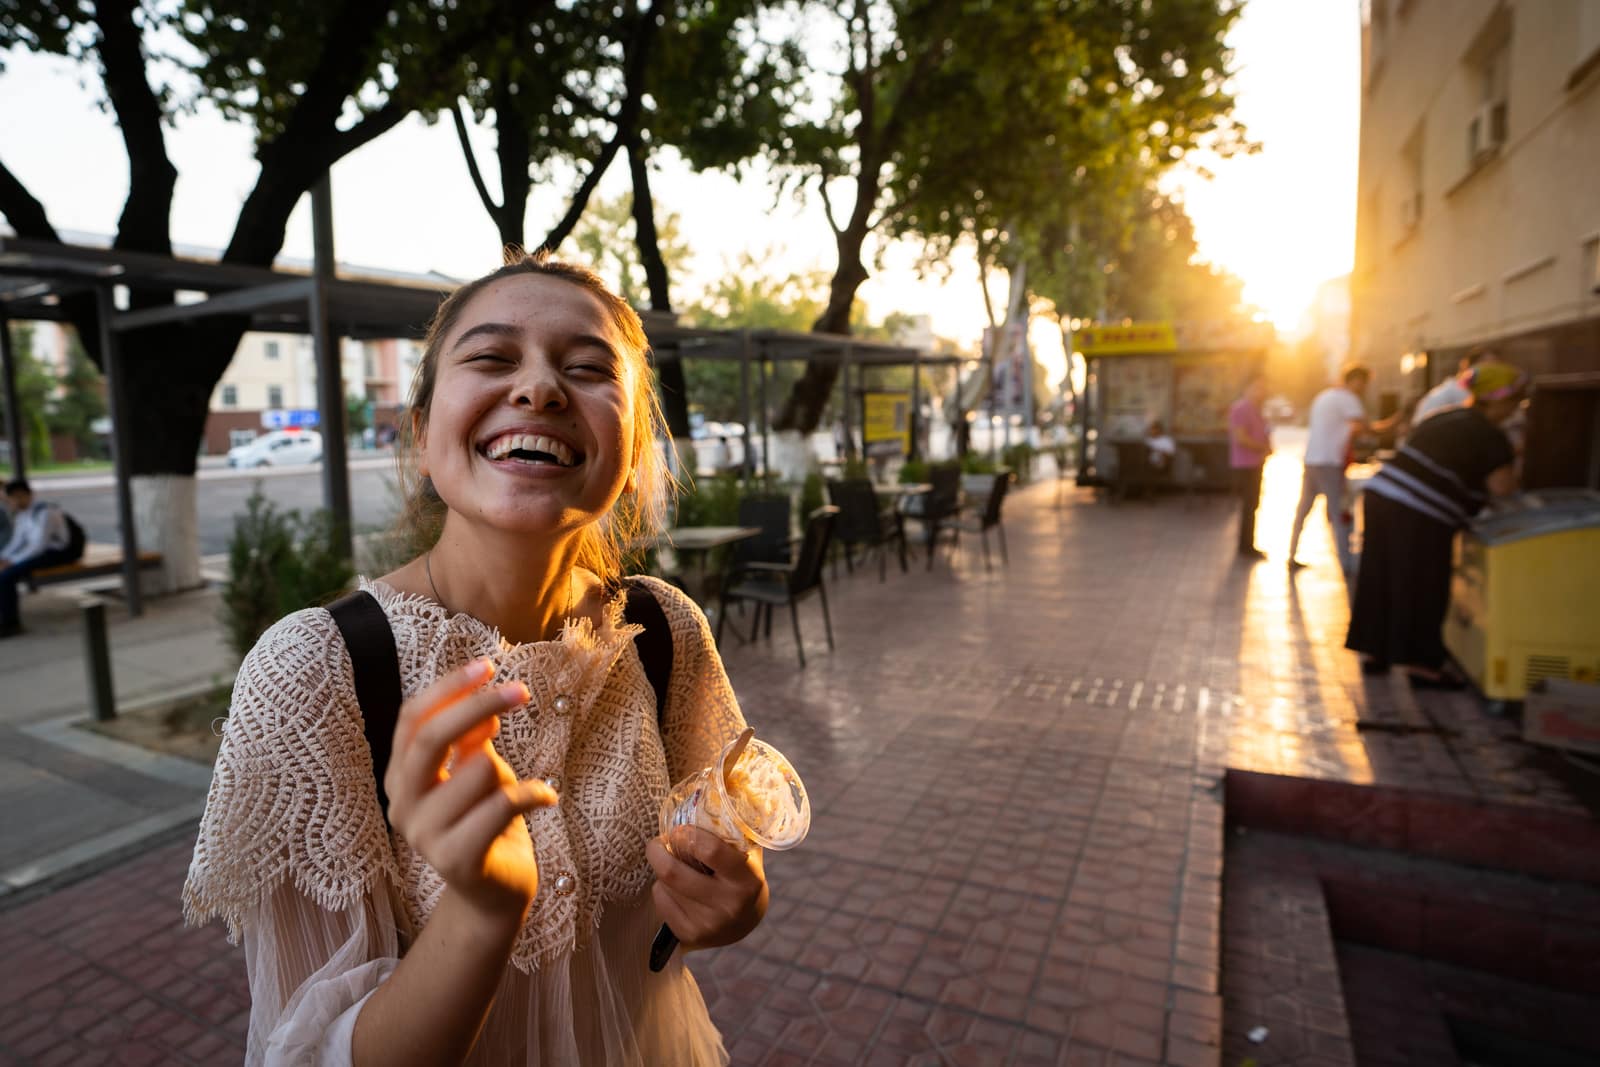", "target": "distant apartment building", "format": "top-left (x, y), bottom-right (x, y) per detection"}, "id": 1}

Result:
top-left (205, 334), bottom-right (423, 454)
top-left (1349, 0), bottom-right (1600, 402)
